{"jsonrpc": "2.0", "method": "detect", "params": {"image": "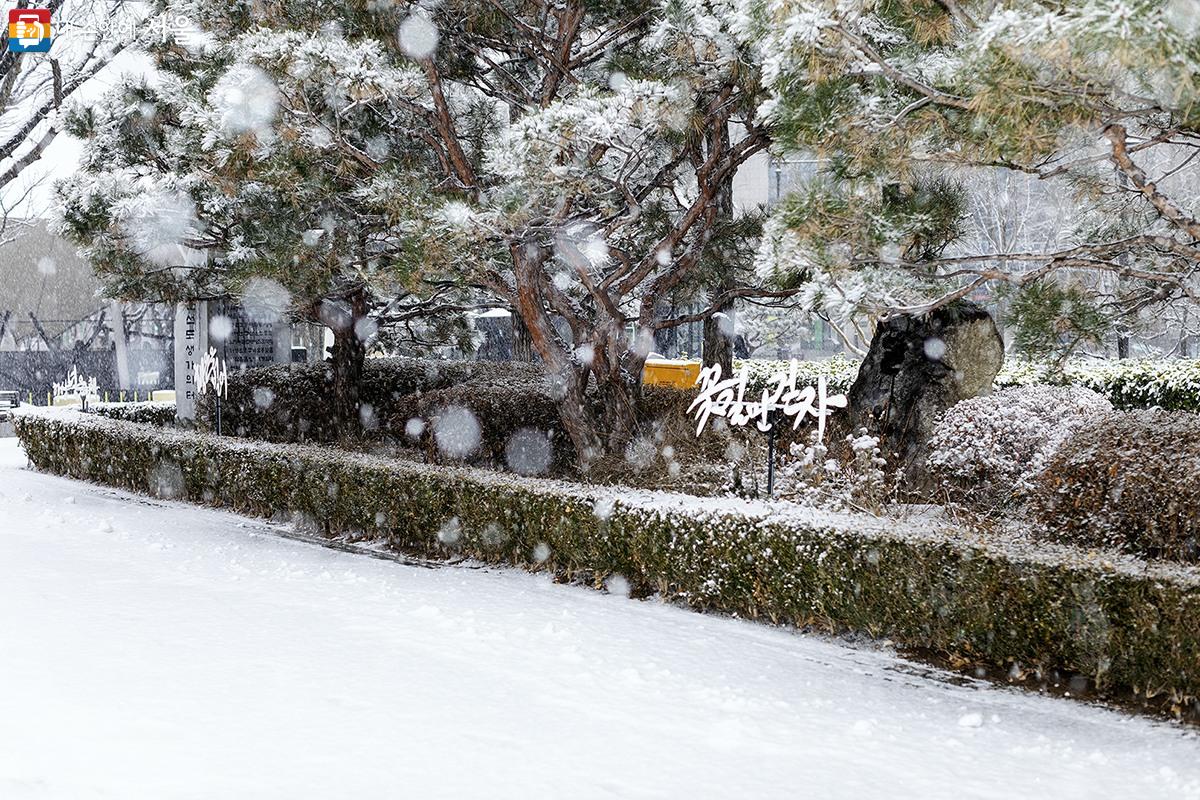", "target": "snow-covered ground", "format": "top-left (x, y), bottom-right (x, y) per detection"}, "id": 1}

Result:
top-left (0, 438), bottom-right (1197, 799)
